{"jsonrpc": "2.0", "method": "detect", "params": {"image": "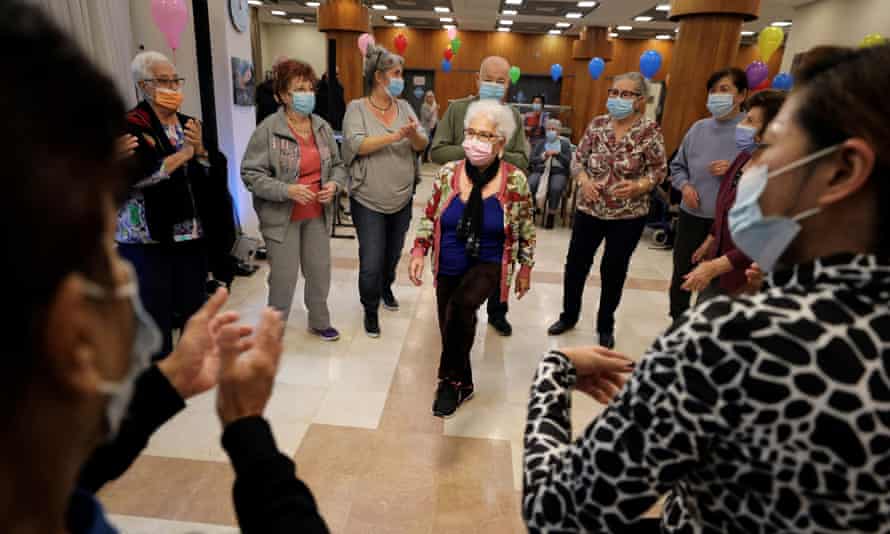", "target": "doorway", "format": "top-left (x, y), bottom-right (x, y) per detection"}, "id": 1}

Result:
top-left (401, 69), bottom-right (436, 118)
